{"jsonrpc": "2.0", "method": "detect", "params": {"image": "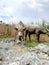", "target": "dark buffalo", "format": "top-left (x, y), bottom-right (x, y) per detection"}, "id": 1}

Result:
top-left (25, 24), bottom-right (49, 42)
